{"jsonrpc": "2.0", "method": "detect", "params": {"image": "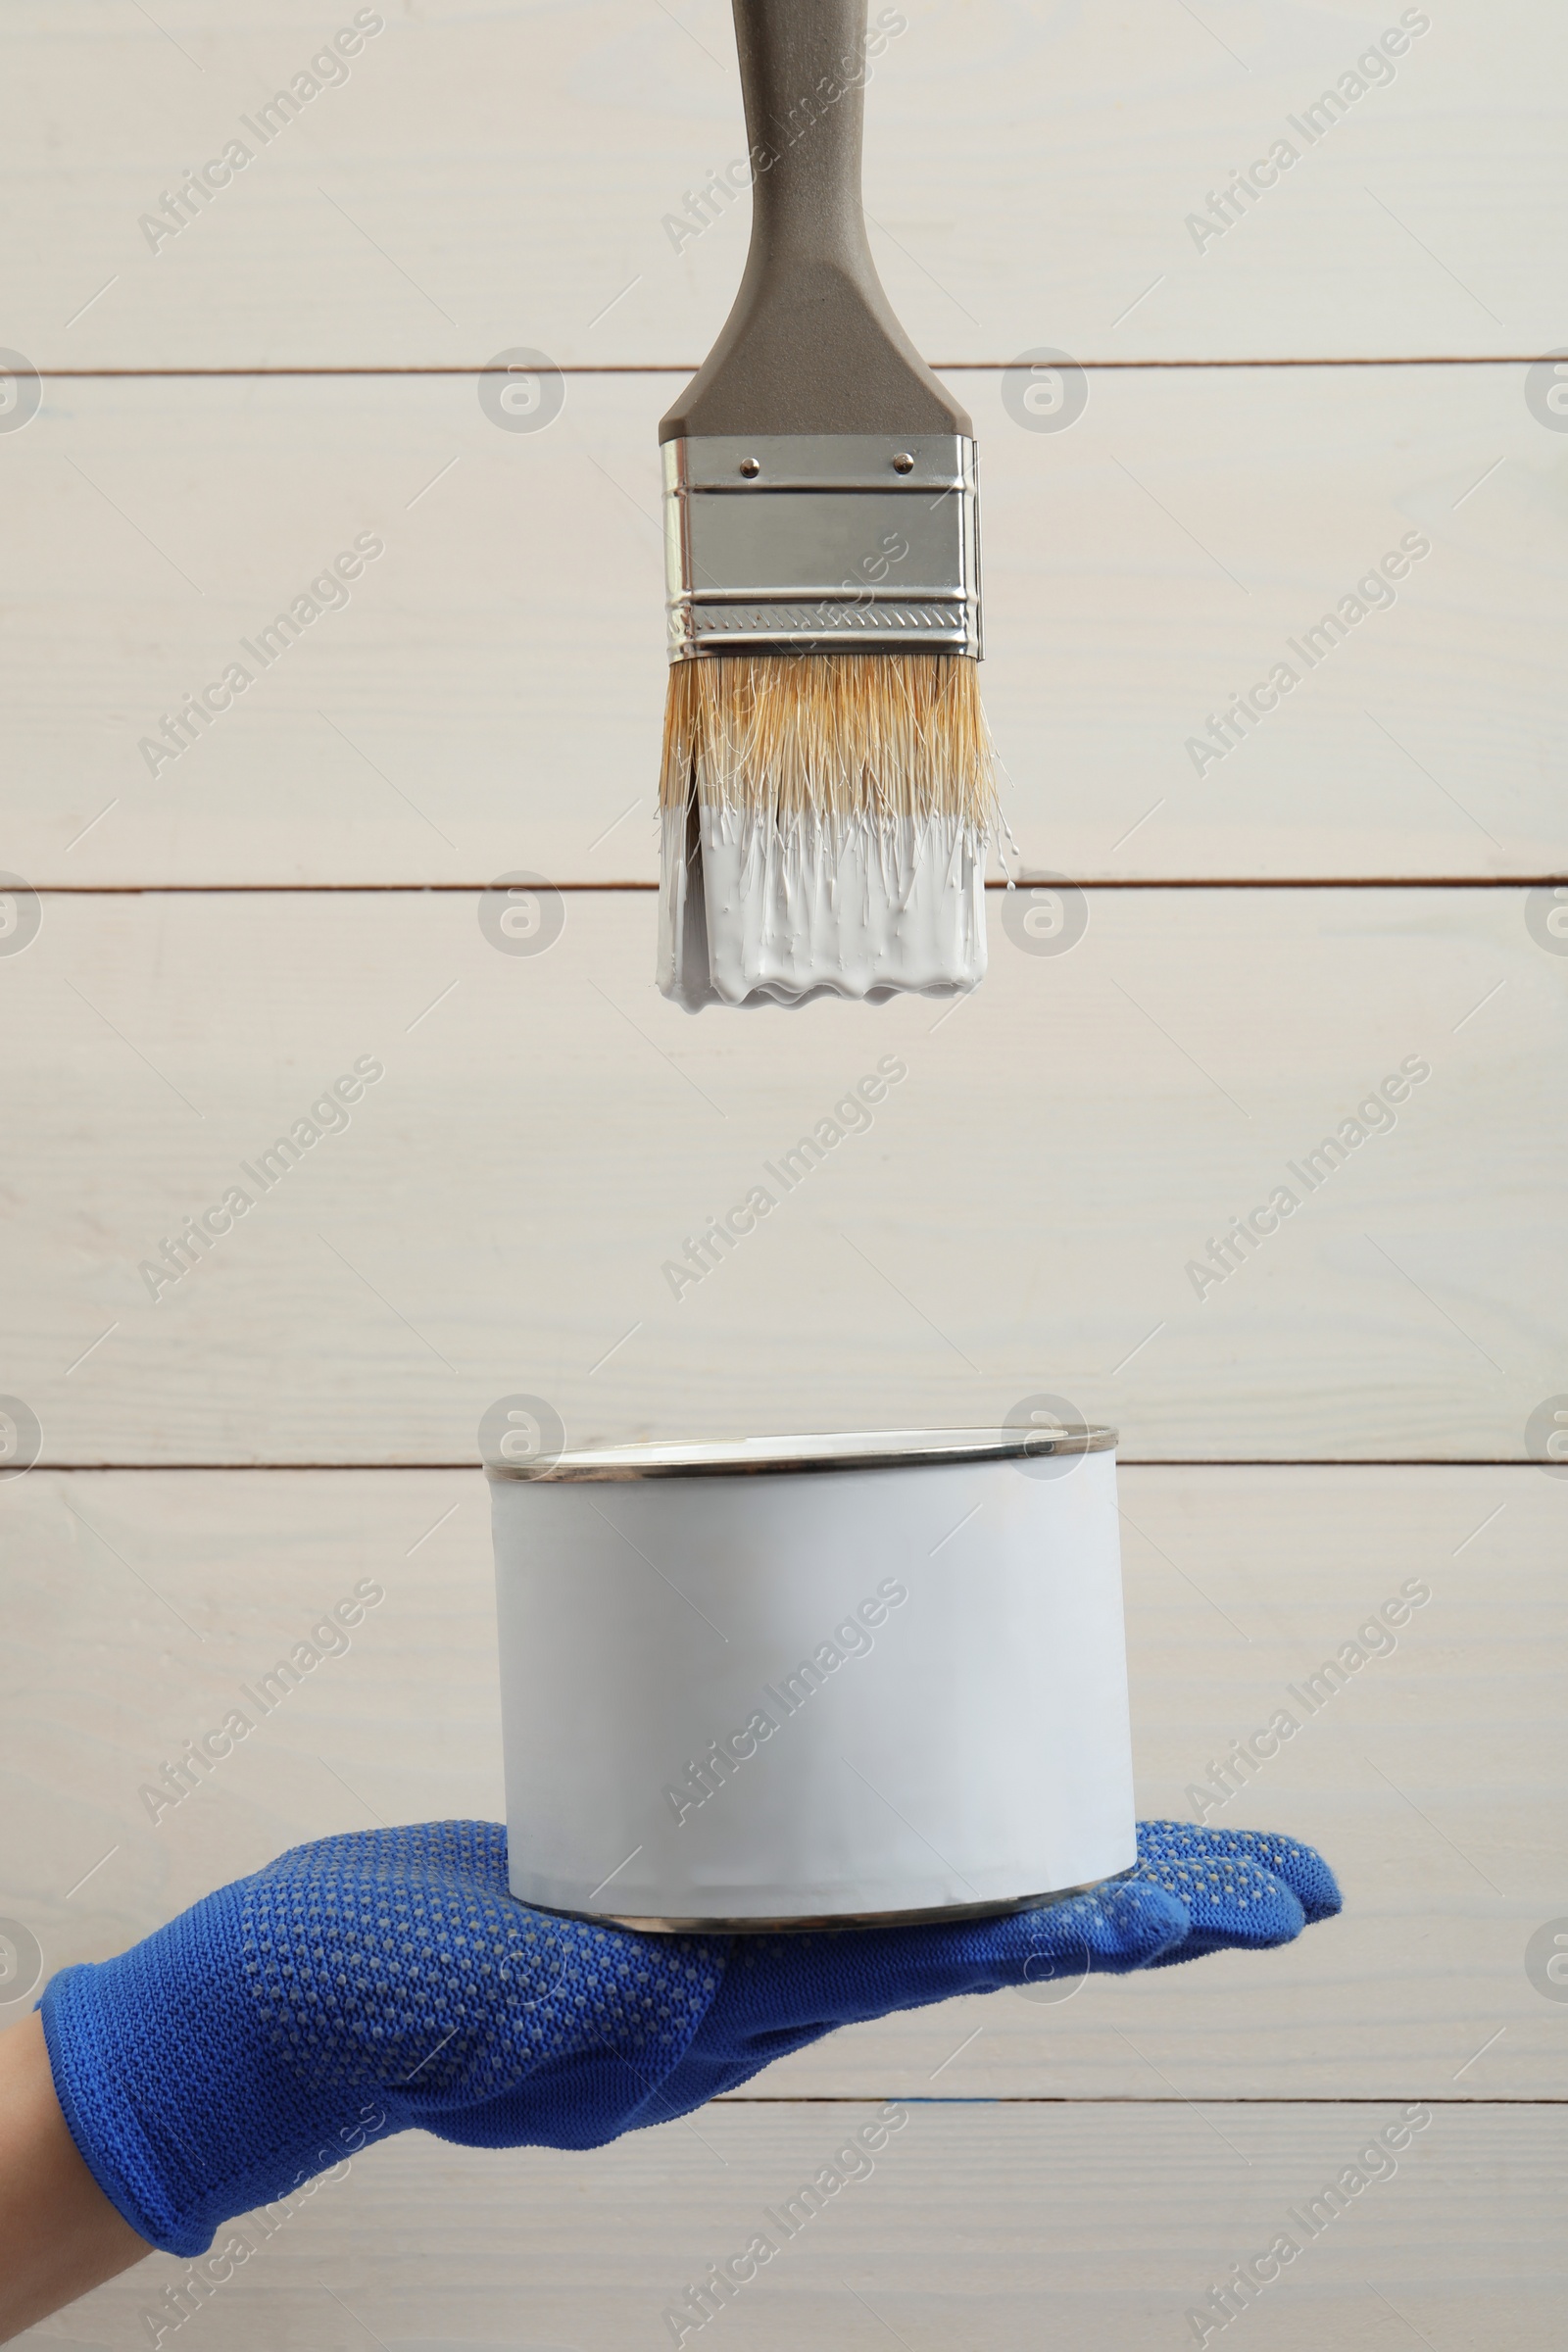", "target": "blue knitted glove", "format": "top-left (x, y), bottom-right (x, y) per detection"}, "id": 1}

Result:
top-left (40, 1818), bottom-right (1338, 2256)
